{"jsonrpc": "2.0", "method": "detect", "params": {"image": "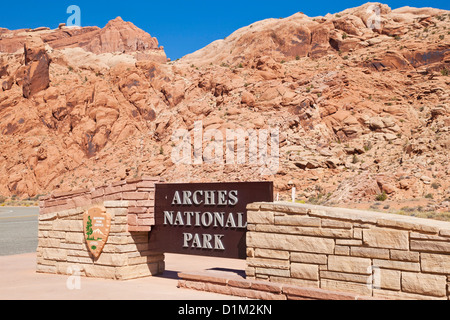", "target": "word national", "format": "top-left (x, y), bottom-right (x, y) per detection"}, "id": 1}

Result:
top-left (171, 120), bottom-right (279, 175)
